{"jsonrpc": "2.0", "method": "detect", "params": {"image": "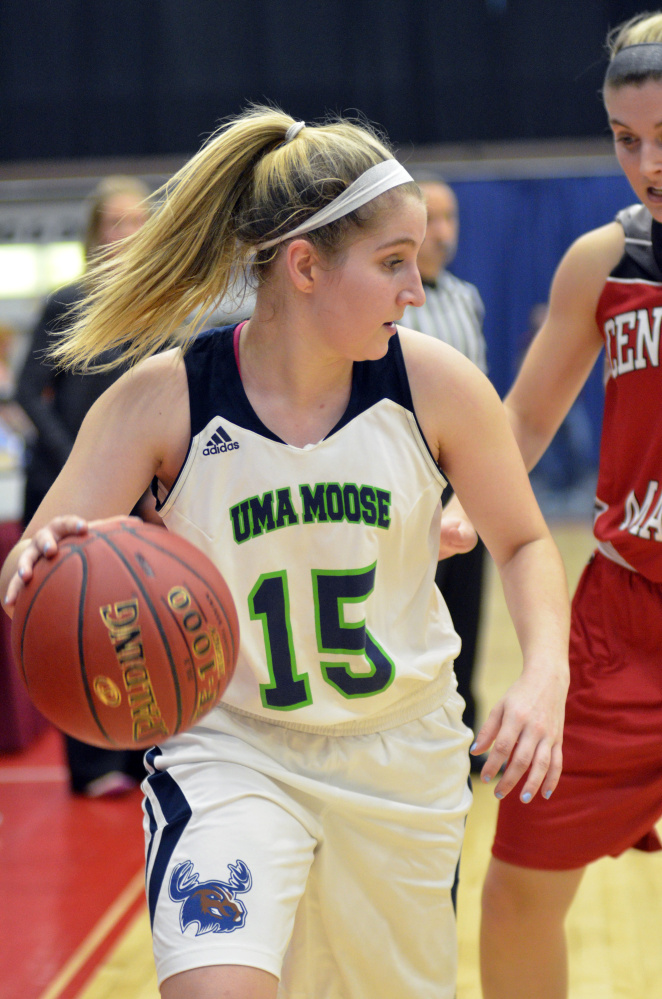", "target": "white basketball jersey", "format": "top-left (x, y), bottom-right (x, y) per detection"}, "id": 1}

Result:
top-left (157, 326), bottom-right (460, 733)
